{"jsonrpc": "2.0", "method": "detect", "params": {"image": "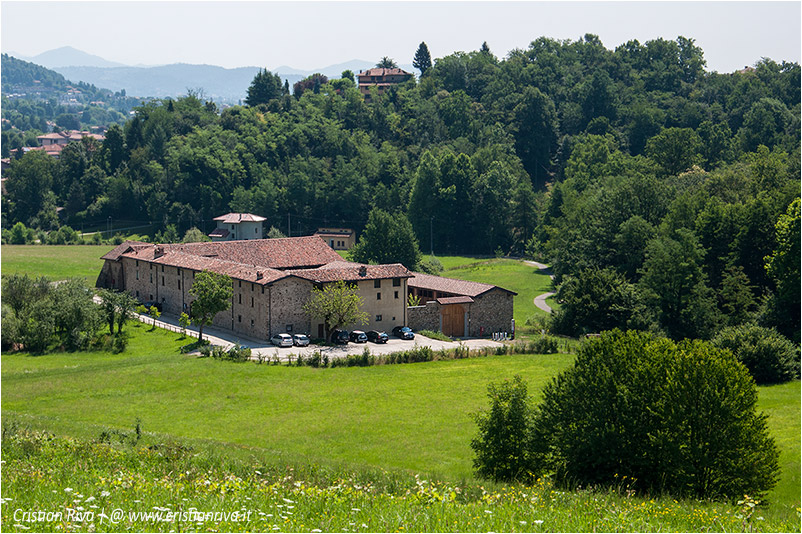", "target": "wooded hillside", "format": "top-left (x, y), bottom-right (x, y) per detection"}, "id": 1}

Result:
top-left (2, 35), bottom-right (799, 341)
